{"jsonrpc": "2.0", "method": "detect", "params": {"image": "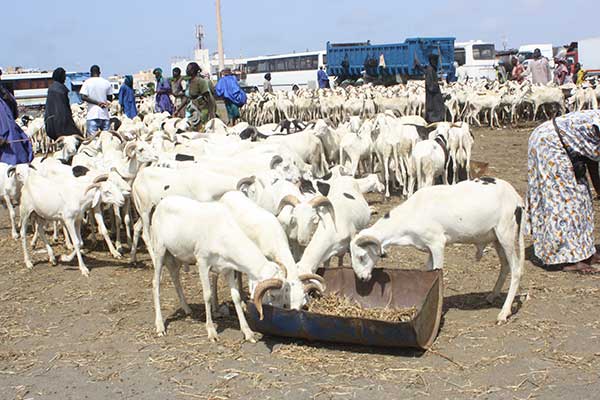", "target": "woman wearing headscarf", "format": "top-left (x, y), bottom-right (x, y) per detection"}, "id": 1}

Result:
top-left (0, 88), bottom-right (32, 165)
top-left (184, 62), bottom-right (216, 130)
top-left (526, 110), bottom-right (600, 273)
top-left (215, 68), bottom-right (247, 126)
top-left (44, 67), bottom-right (81, 140)
top-left (118, 75), bottom-right (137, 119)
top-left (153, 68), bottom-right (173, 115)
top-left (263, 73), bottom-right (273, 94)
top-left (425, 53), bottom-right (444, 123)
